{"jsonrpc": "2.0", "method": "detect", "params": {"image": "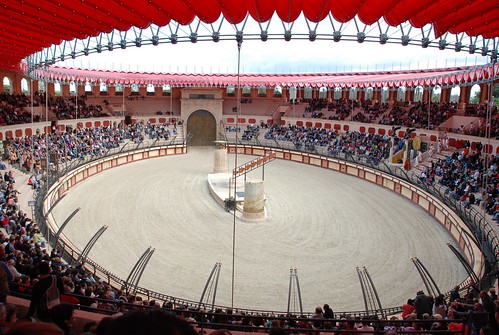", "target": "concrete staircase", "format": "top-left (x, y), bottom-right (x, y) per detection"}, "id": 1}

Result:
top-left (412, 149), bottom-right (454, 175)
